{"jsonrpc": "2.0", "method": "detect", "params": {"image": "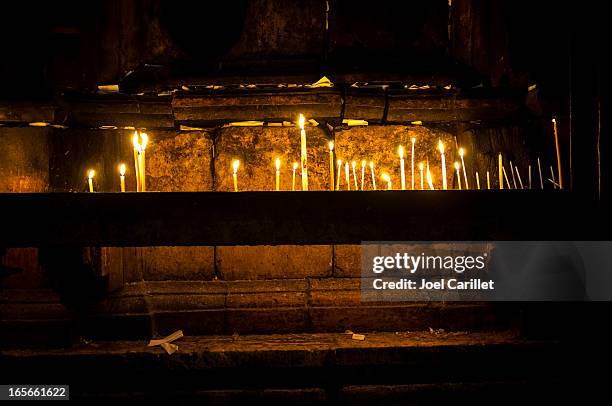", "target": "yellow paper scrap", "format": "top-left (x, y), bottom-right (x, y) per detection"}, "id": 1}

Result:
top-left (227, 121), bottom-right (264, 127)
top-left (310, 76), bottom-right (333, 88)
top-left (97, 84), bottom-right (119, 93)
top-left (160, 342), bottom-right (179, 355)
top-left (148, 330), bottom-right (183, 347)
top-left (351, 334), bottom-right (366, 341)
top-left (342, 119), bottom-right (368, 126)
